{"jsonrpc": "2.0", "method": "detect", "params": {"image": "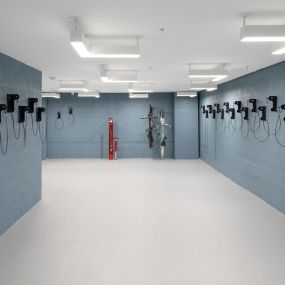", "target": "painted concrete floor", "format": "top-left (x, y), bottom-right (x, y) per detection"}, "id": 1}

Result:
top-left (0, 159), bottom-right (285, 285)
